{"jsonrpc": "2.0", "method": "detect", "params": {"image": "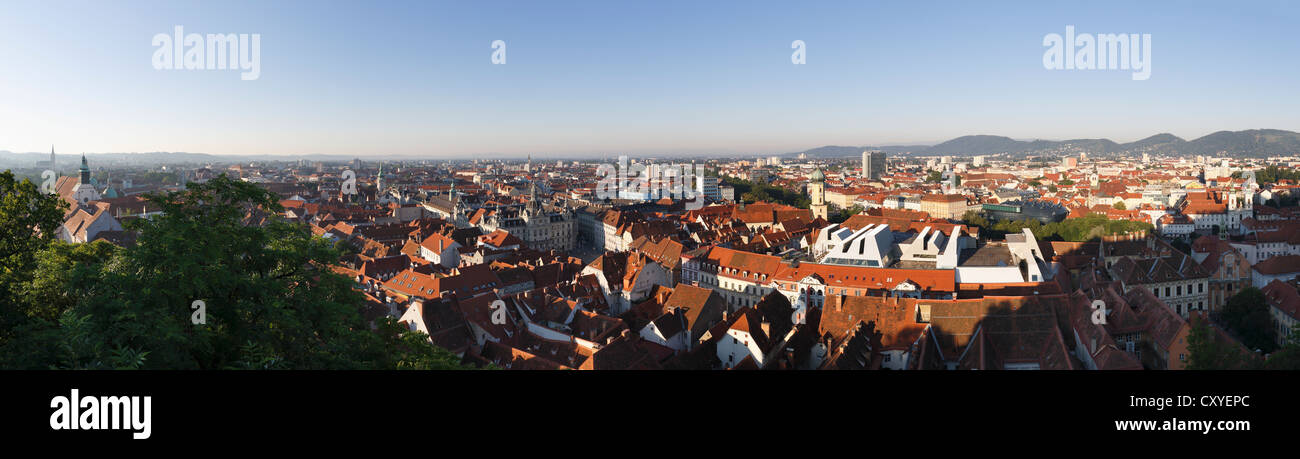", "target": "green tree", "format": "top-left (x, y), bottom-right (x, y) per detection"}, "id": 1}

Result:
top-left (1113, 201), bottom-right (1127, 210)
top-left (830, 205), bottom-right (864, 224)
top-left (1222, 287), bottom-right (1278, 353)
top-left (1253, 166), bottom-right (1300, 185)
top-left (1264, 324), bottom-right (1300, 370)
top-left (16, 240), bottom-right (118, 322)
top-left (1, 173), bottom-right (475, 370)
top-left (0, 170), bottom-right (68, 354)
top-left (961, 211), bottom-right (990, 229)
top-left (1185, 317), bottom-right (1251, 370)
